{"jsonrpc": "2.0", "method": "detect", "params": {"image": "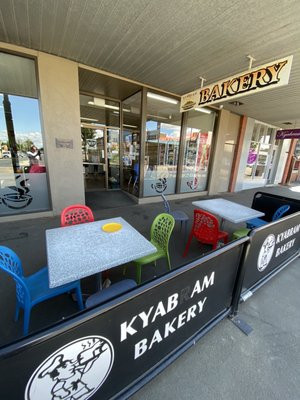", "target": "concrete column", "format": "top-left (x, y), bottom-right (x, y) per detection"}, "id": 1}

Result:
top-left (38, 53), bottom-right (85, 215)
top-left (208, 109), bottom-right (239, 195)
top-left (234, 117), bottom-right (255, 191)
